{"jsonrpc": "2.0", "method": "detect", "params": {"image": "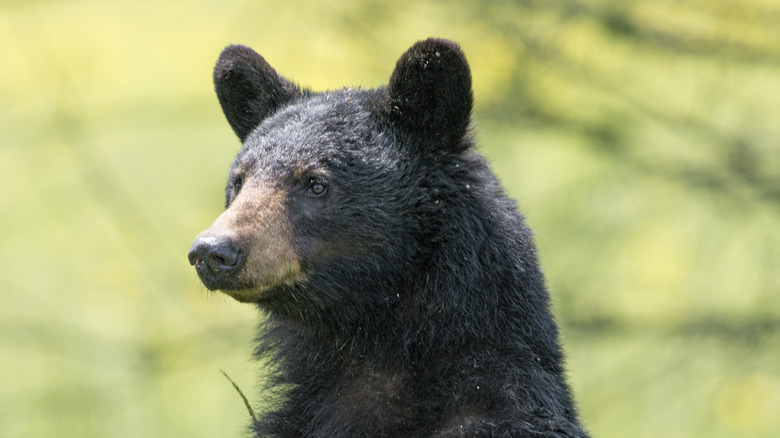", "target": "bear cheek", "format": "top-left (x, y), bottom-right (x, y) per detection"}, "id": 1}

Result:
top-left (208, 189), bottom-right (304, 302)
